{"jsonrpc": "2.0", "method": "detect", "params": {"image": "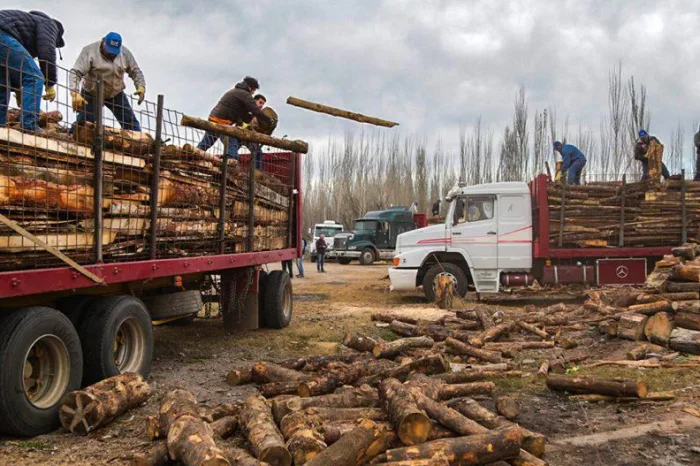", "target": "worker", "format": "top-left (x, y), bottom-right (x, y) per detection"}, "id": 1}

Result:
top-left (635, 130), bottom-right (670, 180)
top-left (315, 234), bottom-right (327, 273)
top-left (409, 201), bottom-right (419, 214)
top-left (431, 199), bottom-right (441, 217)
top-left (69, 32), bottom-right (146, 132)
top-left (553, 141), bottom-right (586, 185)
top-left (0, 10), bottom-right (65, 131)
top-left (198, 77), bottom-right (275, 161)
top-left (244, 93), bottom-right (278, 169)
top-left (694, 125), bottom-right (700, 181)
top-left (296, 237), bottom-right (306, 278)
top-left (281, 259), bottom-right (293, 279)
